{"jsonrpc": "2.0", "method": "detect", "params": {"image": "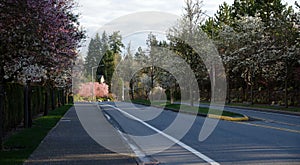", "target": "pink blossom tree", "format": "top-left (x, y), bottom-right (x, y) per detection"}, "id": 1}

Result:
top-left (94, 82), bottom-right (109, 98)
top-left (0, 0), bottom-right (85, 84)
top-left (78, 82), bottom-right (109, 99)
top-left (0, 0), bottom-right (85, 132)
